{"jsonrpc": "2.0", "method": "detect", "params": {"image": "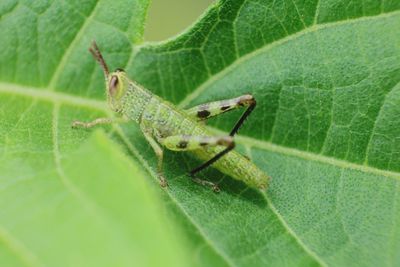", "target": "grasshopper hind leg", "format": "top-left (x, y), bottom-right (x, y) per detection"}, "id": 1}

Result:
top-left (182, 94), bottom-right (258, 190)
top-left (188, 143), bottom-right (235, 193)
top-left (162, 134), bottom-right (235, 192)
top-left (185, 94), bottom-right (256, 137)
